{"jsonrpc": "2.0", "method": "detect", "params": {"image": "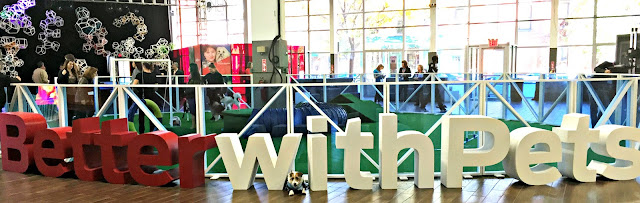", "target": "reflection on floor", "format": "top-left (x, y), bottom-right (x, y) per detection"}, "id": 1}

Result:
top-left (3, 163), bottom-right (640, 203)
